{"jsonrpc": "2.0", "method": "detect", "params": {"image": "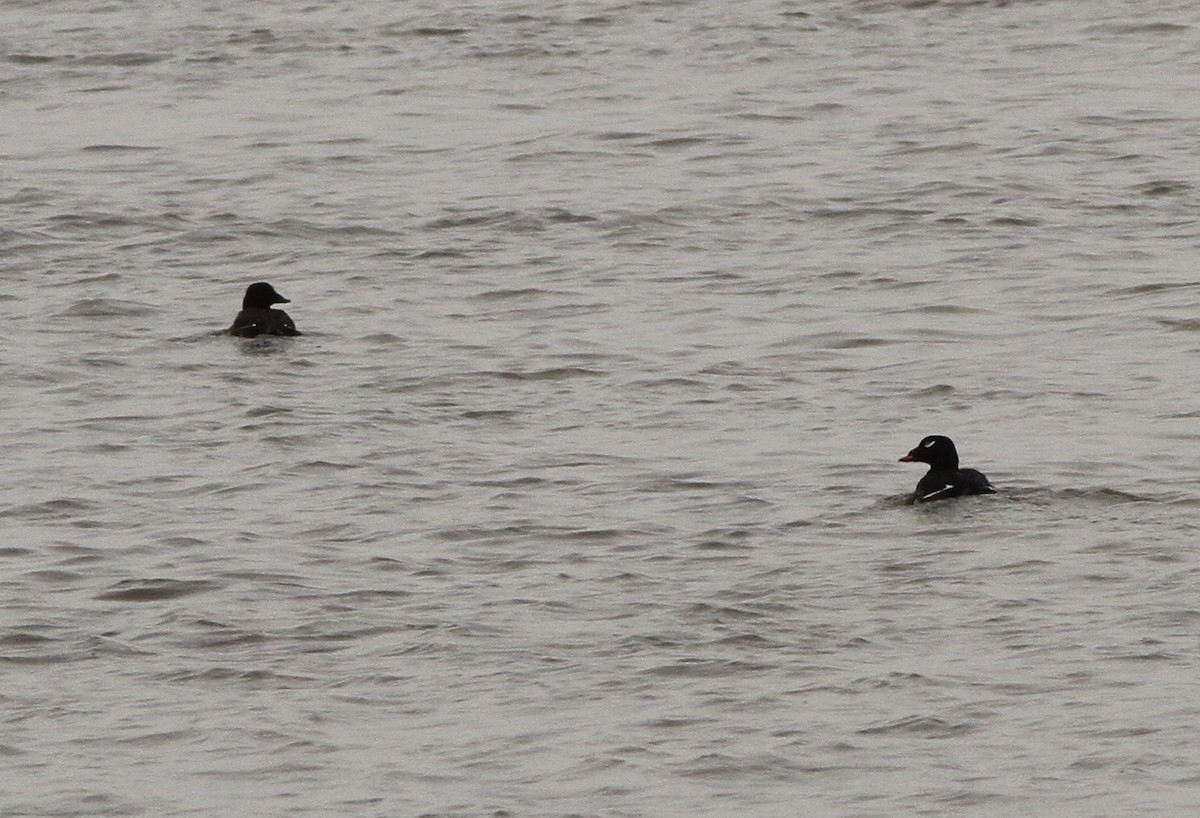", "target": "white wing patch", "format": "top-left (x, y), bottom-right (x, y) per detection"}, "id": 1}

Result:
top-left (919, 485), bottom-right (956, 502)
